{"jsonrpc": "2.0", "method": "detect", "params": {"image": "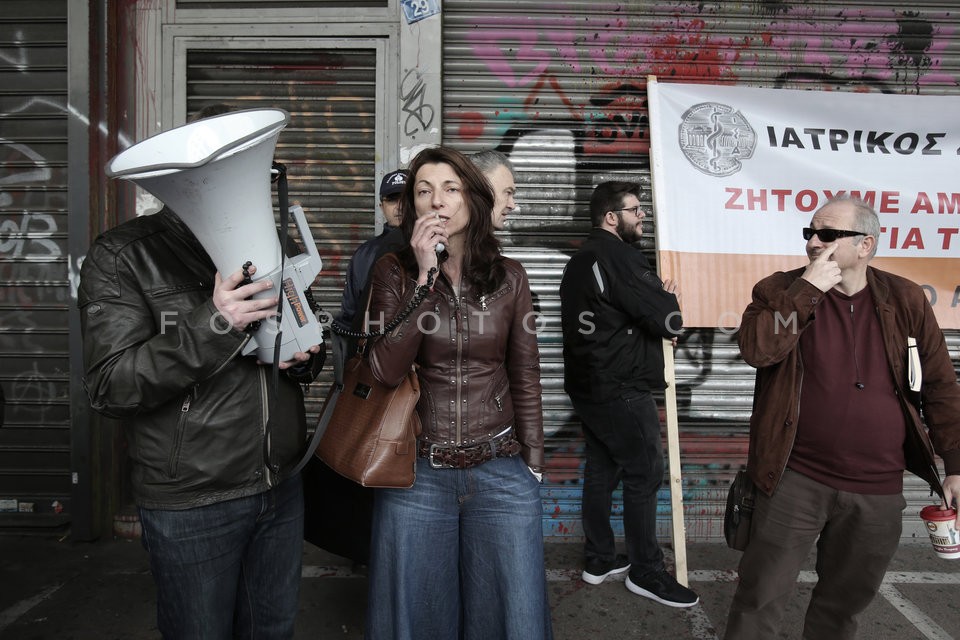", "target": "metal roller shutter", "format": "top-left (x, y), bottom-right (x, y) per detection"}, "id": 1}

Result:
top-left (442, 0), bottom-right (960, 541)
top-left (177, 1), bottom-right (388, 7)
top-left (0, 0), bottom-right (72, 532)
